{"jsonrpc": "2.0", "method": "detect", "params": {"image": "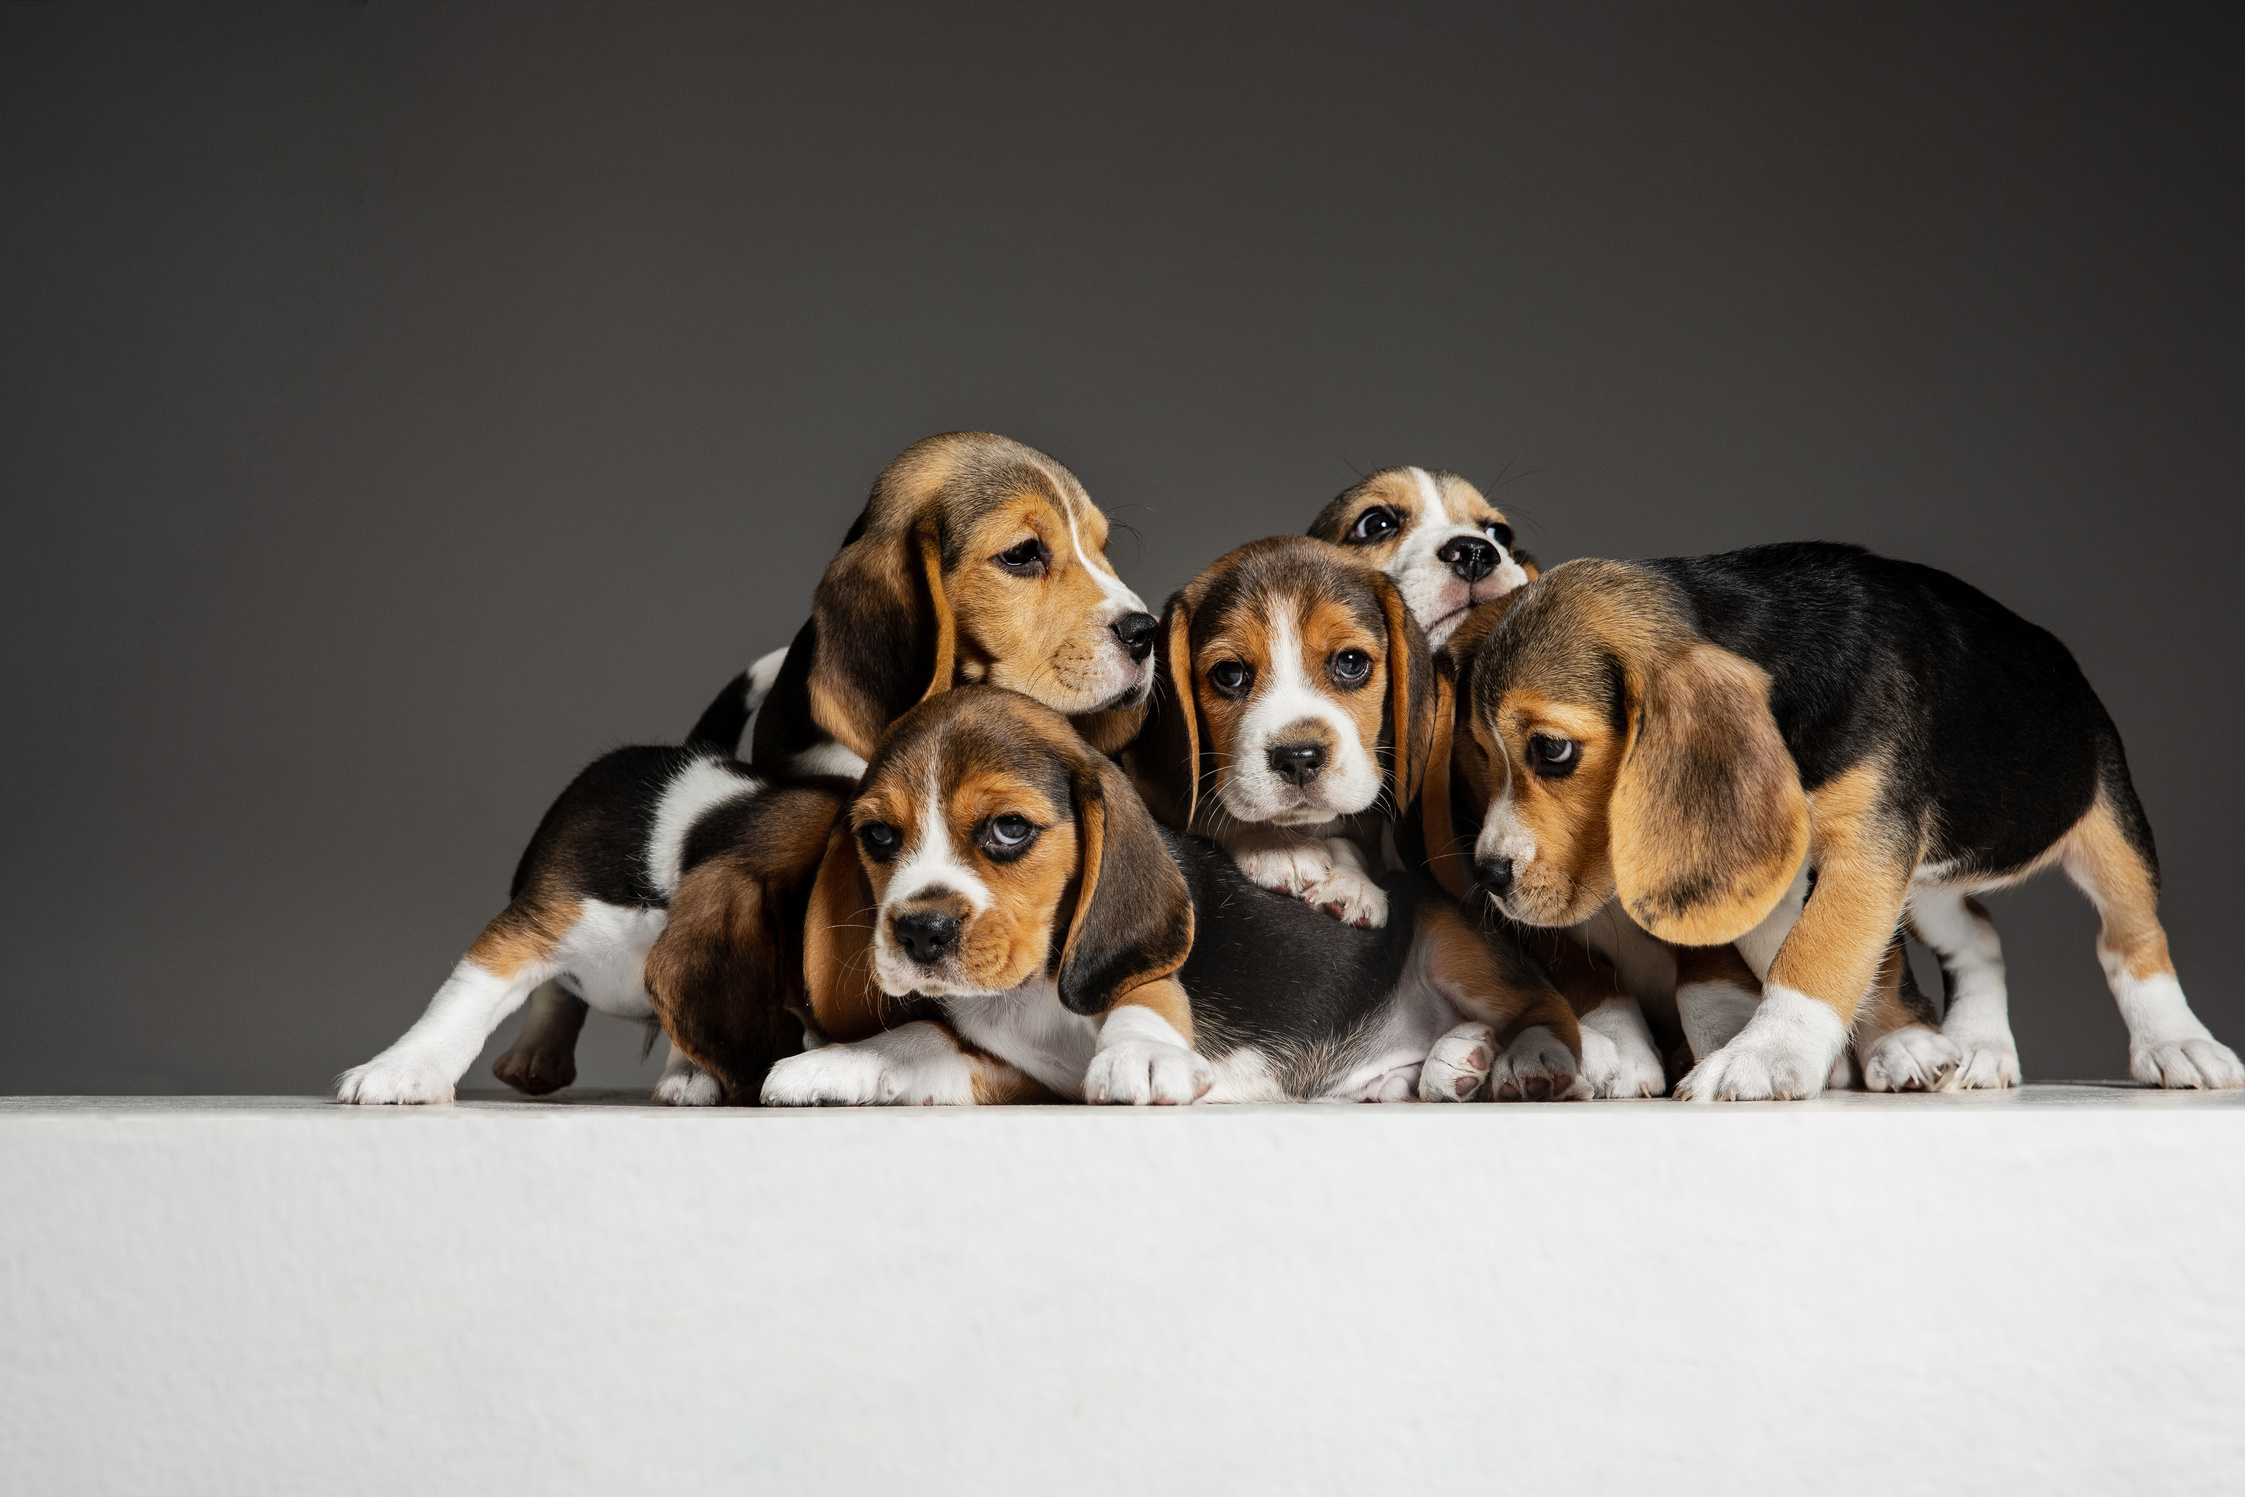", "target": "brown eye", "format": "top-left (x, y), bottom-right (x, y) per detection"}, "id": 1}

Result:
top-left (978, 814), bottom-right (1038, 860)
top-left (1346, 507), bottom-right (1399, 544)
top-left (1528, 735), bottom-right (1577, 778)
top-left (994, 539), bottom-right (1048, 576)
top-left (1483, 520), bottom-right (1514, 550)
top-left (1208, 660), bottom-right (1252, 698)
top-left (1329, 649), bottom-right (1373, 687)
top-left (860, 822), bottom-right (902, 860)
